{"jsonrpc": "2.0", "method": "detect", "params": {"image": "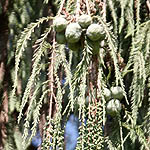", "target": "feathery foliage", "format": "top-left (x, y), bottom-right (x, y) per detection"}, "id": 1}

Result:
top-left (9, 0), bottom-right (150, 149)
